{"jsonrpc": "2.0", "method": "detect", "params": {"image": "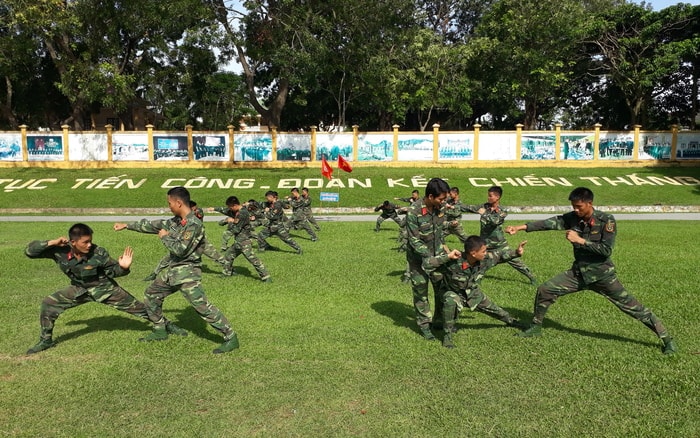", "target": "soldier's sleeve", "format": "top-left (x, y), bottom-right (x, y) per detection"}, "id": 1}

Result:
top-left (161, 220), bottom-right (203, 258)
top-left (25, 240), bottom-right (54, 258)
top-left (126, 218), bottom-right (168, 234)
top-left (97, 246), bottom-right (129, 278)
top-left (580, 215), bottom-right (615, 257)
top-left (213, 206), bottom-right (227, 215)
top-left (525, 215), bottom-right (567, 232)
top-left (374, 205), bottom-right (381, 212)
top-left (421, 252), bottom-right (452, 271)
top-left (483, 248), bottom-right (519, 269)
top-left (461, 204), bottom-right (482, 214)
top-left (405, 211), bottom-right (430, 258)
